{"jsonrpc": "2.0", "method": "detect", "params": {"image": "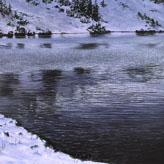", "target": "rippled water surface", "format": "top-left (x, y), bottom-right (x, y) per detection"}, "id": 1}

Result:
top-left (0, 33), bottom-right (164, 164)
